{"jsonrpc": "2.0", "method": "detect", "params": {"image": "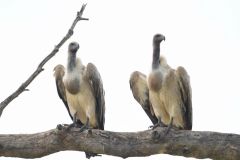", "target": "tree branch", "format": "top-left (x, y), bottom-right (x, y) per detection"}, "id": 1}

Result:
top-left (0, 127), bottom-right (239, 159)
top-left (0, 4), bottom-right (88, 118)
